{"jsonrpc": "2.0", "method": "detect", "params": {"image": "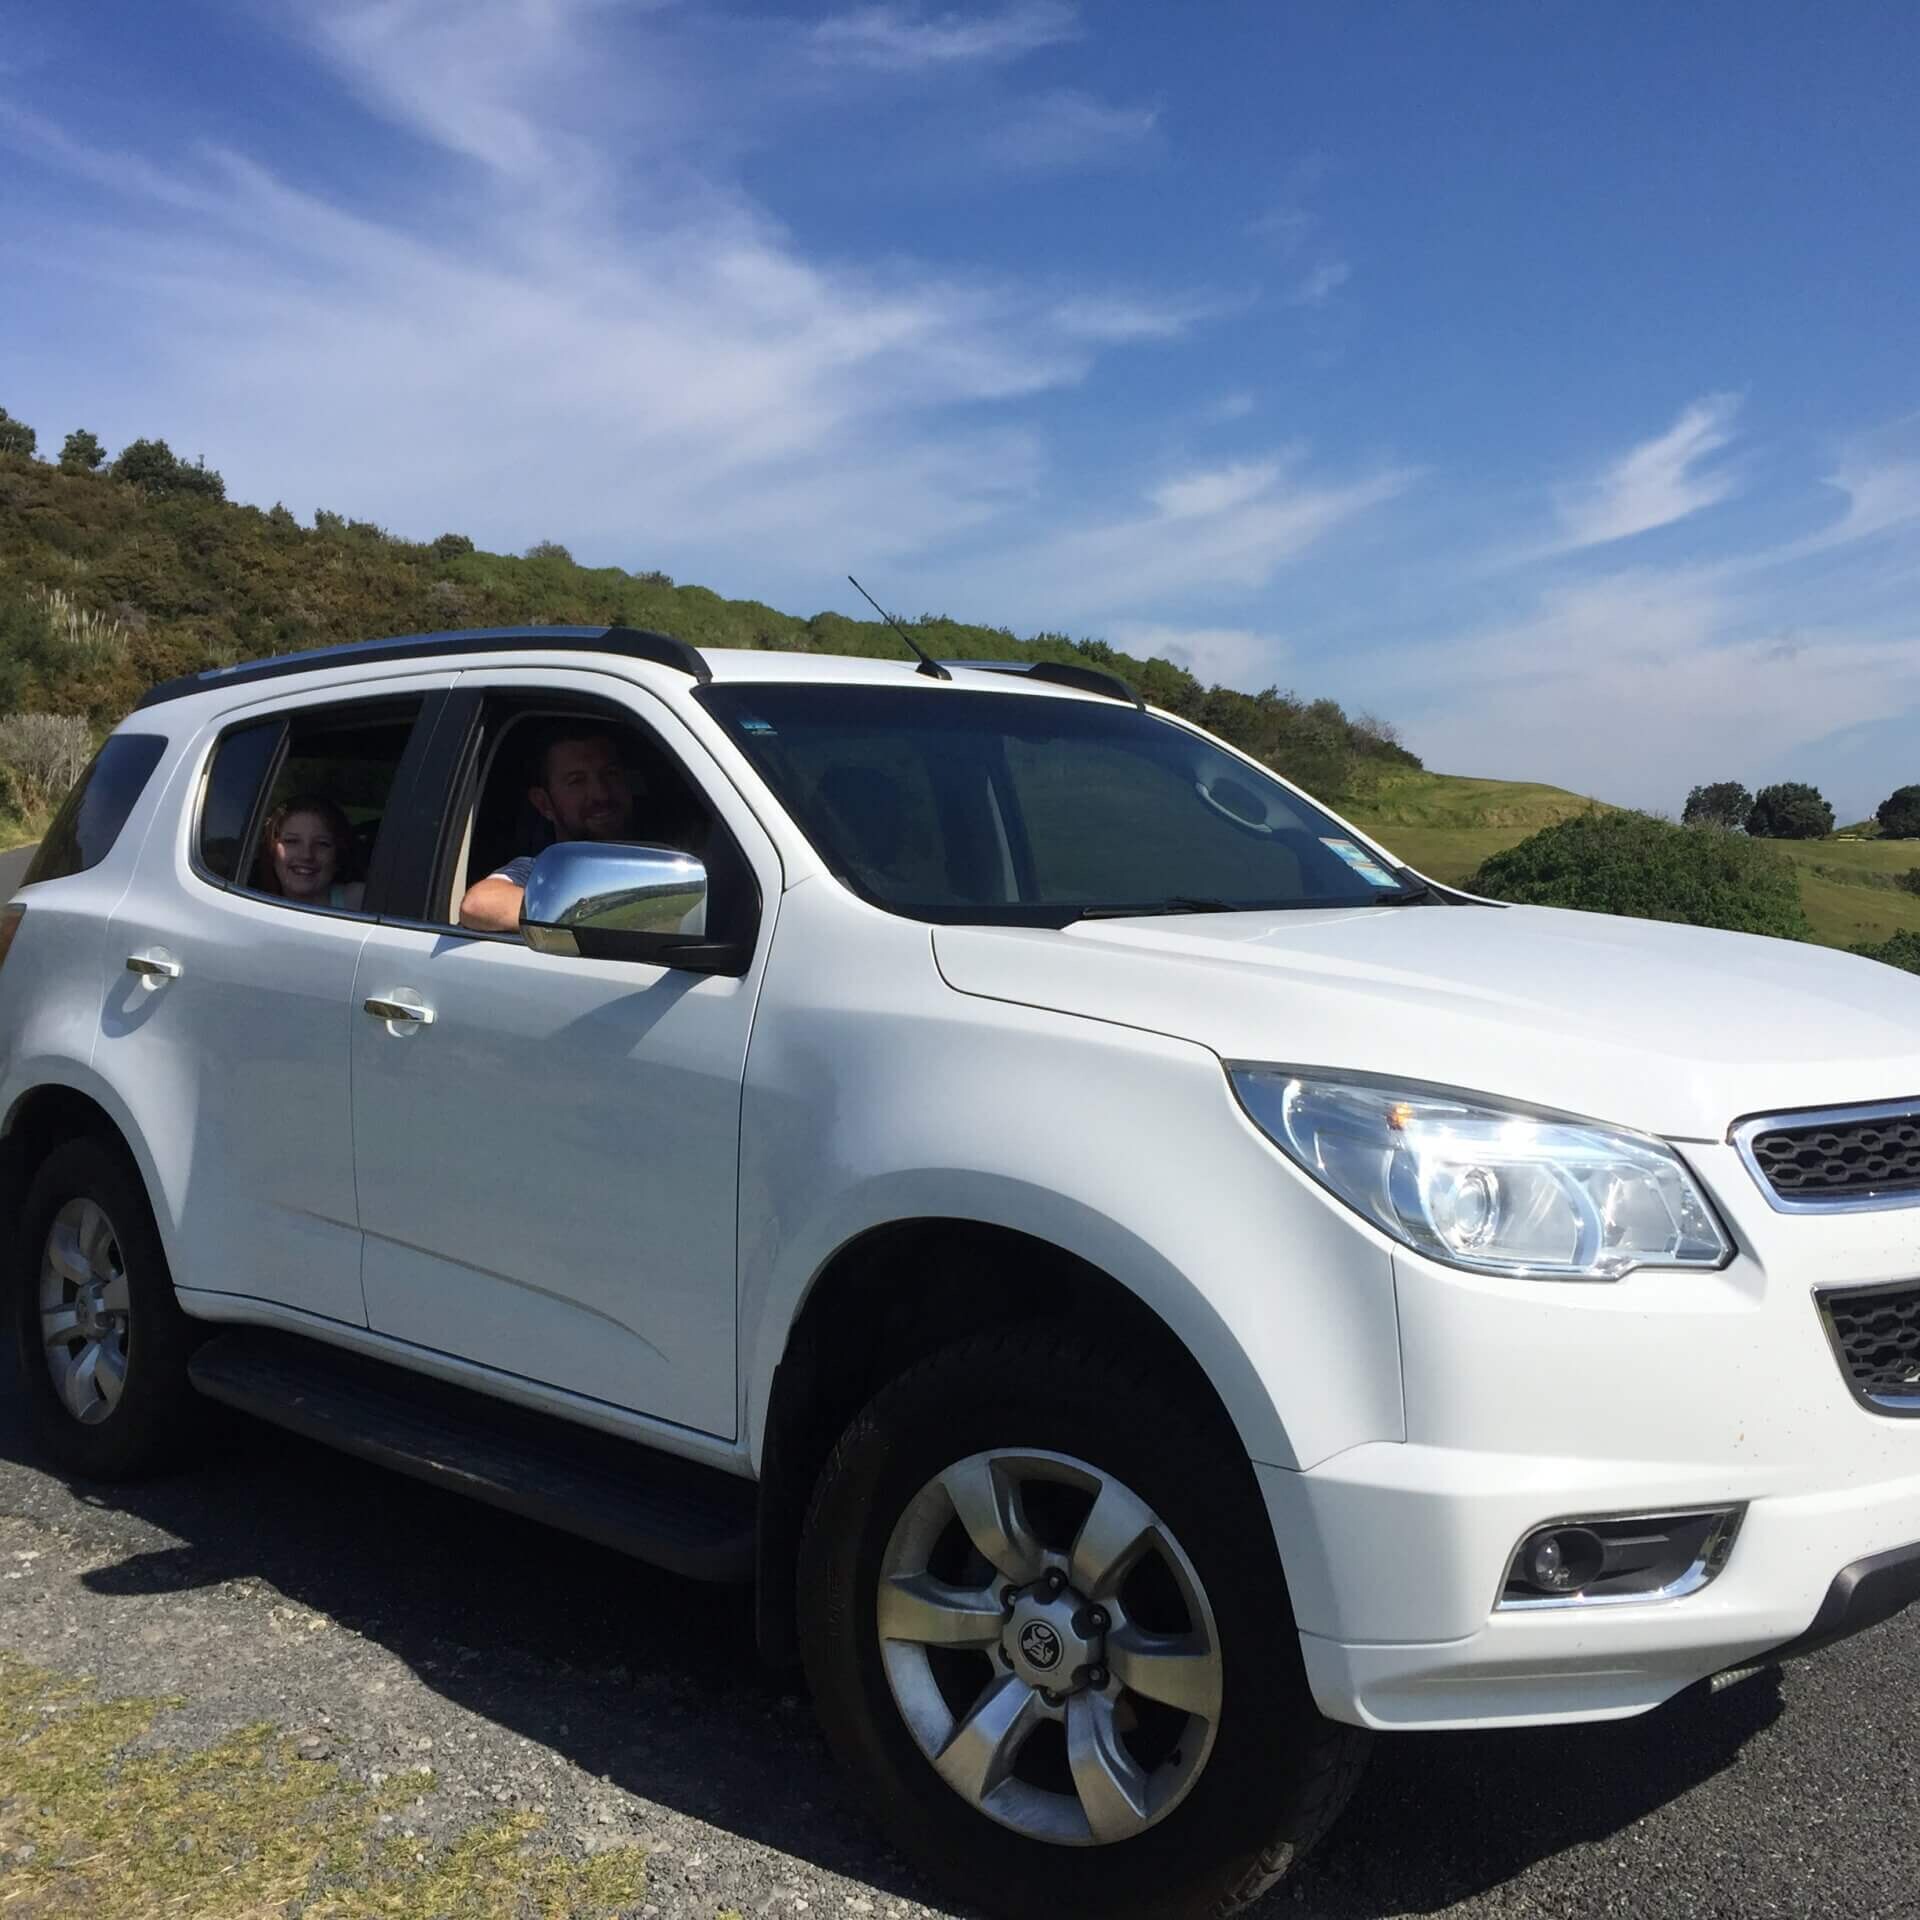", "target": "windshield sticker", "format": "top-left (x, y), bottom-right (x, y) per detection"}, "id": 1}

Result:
top-left (1320, 837), bottom-right (1400, 888)
top-left (737, 715), bottom-right (776, 735)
